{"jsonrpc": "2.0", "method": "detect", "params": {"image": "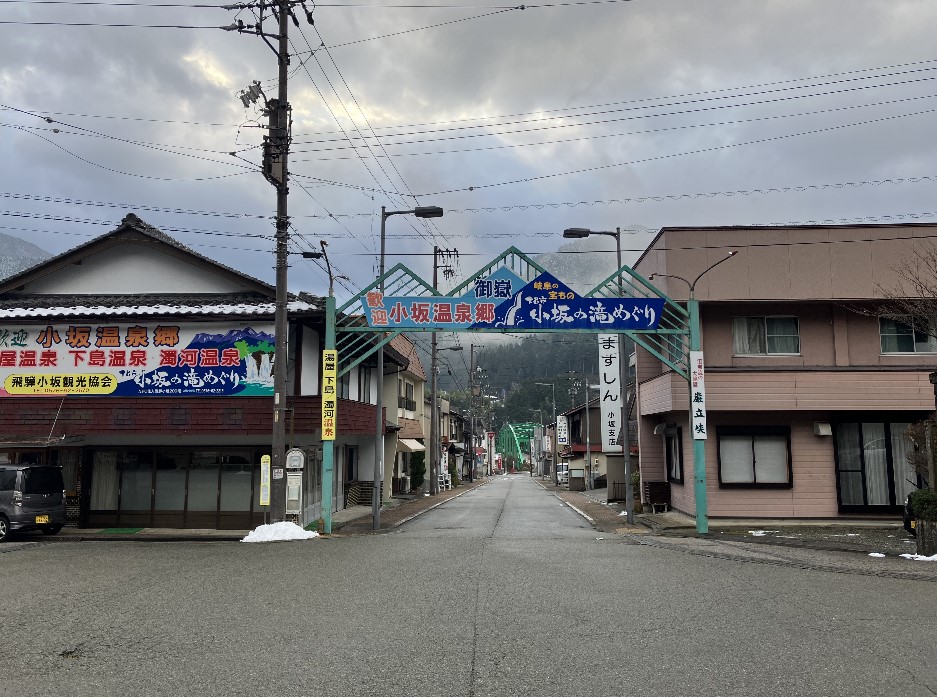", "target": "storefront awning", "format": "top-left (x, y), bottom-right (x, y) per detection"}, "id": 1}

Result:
top-left (397, 438), bottom-right (425, 453)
